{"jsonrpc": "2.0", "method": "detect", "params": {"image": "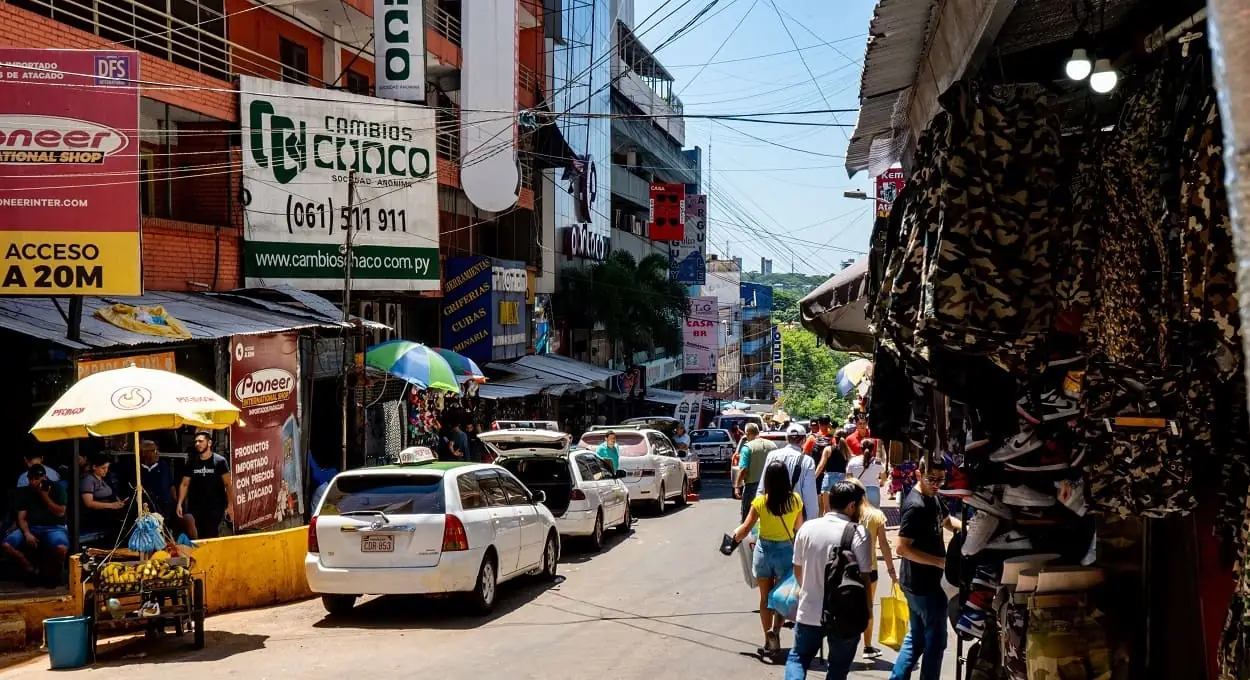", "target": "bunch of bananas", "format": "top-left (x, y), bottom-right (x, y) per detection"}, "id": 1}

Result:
top-left (142, 557), bottom-right (191, 588)
top-left (98, 562), bottom-right (139, 594)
